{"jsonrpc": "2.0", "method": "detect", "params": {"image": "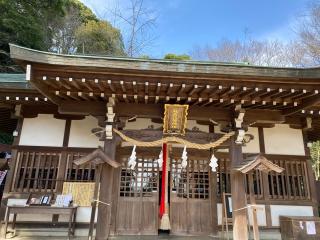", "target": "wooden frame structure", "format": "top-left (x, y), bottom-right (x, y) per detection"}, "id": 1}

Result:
top-left (234, 155), bottom-right (284, 240)
top-left (0, 44), bottom-right (320, 239)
